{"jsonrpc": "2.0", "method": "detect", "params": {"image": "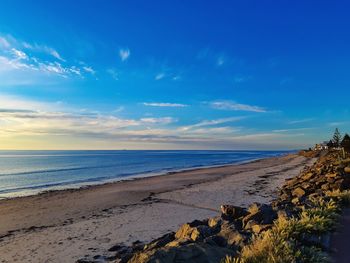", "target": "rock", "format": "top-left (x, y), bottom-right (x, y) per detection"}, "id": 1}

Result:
top-left (301, 172), bottom-right (314, 181)
top-left (344, 166), bottom-right (350, 174)
top-left (219, 221), bottom-right (246, 246)
top-left (165, 239), bottom-right (191, 248)
top-left (108, 244), bottom-right (124, 252)
top-left (128, 243), bottom-right (236, 263)
top-left (321, 184), bottom-right (330, 191)
top-left (208, 217), bottom-right (222, 228)
top-left (175, 223), bottom-right (213, 242)
top-left (143, 232), bottom-right (175, 250)
top-left (325, 173), bottom-right (338, 179)
top-left (244, 220), bottom-right (258, 230)
top-left (291, 197), bottom-right (300, 205)
top-left (220, 205), bottom-right (247, 220)
top-left (204, 235), bottom-right (227, 247)
top-left (243, 204), bottom-right (277, 226)
top-left (292, 187), bottom-right (306, 198)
